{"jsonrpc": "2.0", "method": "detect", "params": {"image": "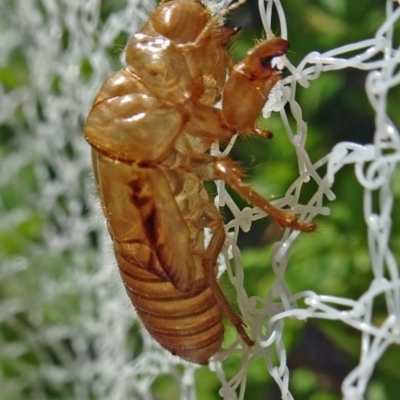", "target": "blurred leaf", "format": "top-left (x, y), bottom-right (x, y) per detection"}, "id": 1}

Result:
top-left (16, 213), bottom-right (45, 241)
